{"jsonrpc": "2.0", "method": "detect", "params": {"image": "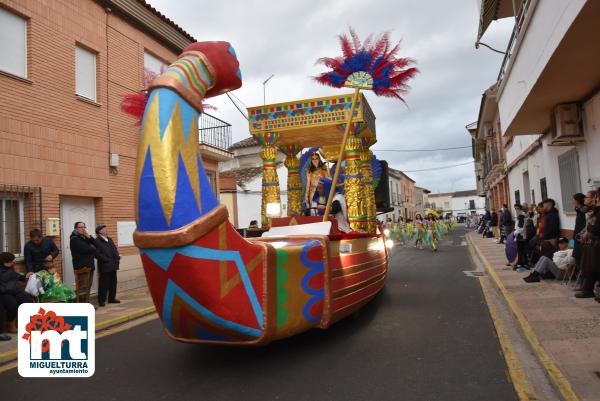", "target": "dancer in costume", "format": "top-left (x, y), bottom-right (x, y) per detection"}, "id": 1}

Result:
top-left (427, 213), bottom-right (439, 252)
top-left (304, 151), bottom-right (331, 209)
top-left (414, 214), bottom-right (425, 250)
